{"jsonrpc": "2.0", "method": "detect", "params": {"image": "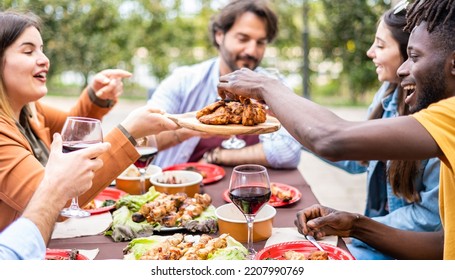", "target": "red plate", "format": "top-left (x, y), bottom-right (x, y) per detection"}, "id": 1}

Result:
top-left (222, 182), bottom-right (301, 207)
top-left (45, 249), bottom-right (89, 260)
top-left (85, 188), bottom-right (127, 215)
top-left (163, 162), bottom-right (225, 185)
top-left (255, 241), bottom-right (355, 260)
